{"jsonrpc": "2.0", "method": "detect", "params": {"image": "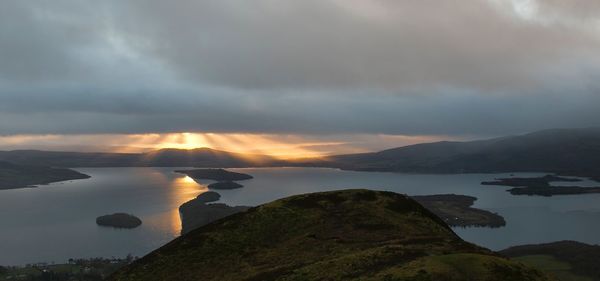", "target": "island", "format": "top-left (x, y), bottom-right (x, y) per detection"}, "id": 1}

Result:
top-left (96, 213), bottom-right (142, 229)
top-left (561, 171), bottom-right (600, 183)
top-left (481, 175), bottom-right (582, 187)
top-left (179, 192), bottom-right (249, 234)
top-left (482, 175), bottom-right (600, 196)
top-left (195, 191), bottom-right (221, 203)
top-left (507, 186), bottom-right (600, 196)
top-left (412, 194), bottom-right (506, 228)
top-left (174, 168), bottom-right (253, 181)
top-left (0, 161), bottom-right (91, 190)
top-left (207, 181), bottom-right (244, 189)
